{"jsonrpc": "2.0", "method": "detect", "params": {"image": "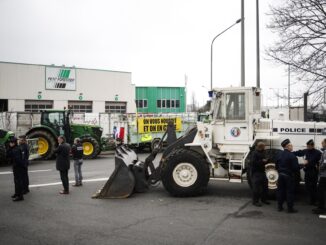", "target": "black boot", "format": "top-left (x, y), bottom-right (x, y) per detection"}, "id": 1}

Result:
top-left (287, 208), bottom-right (298, 213)
top-left (12, 196), bottom-right (24, 202)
